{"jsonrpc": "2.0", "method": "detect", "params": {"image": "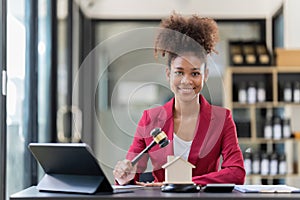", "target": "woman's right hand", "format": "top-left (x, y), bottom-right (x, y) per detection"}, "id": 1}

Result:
top-left (113, 159), bottom-right (137, 185)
